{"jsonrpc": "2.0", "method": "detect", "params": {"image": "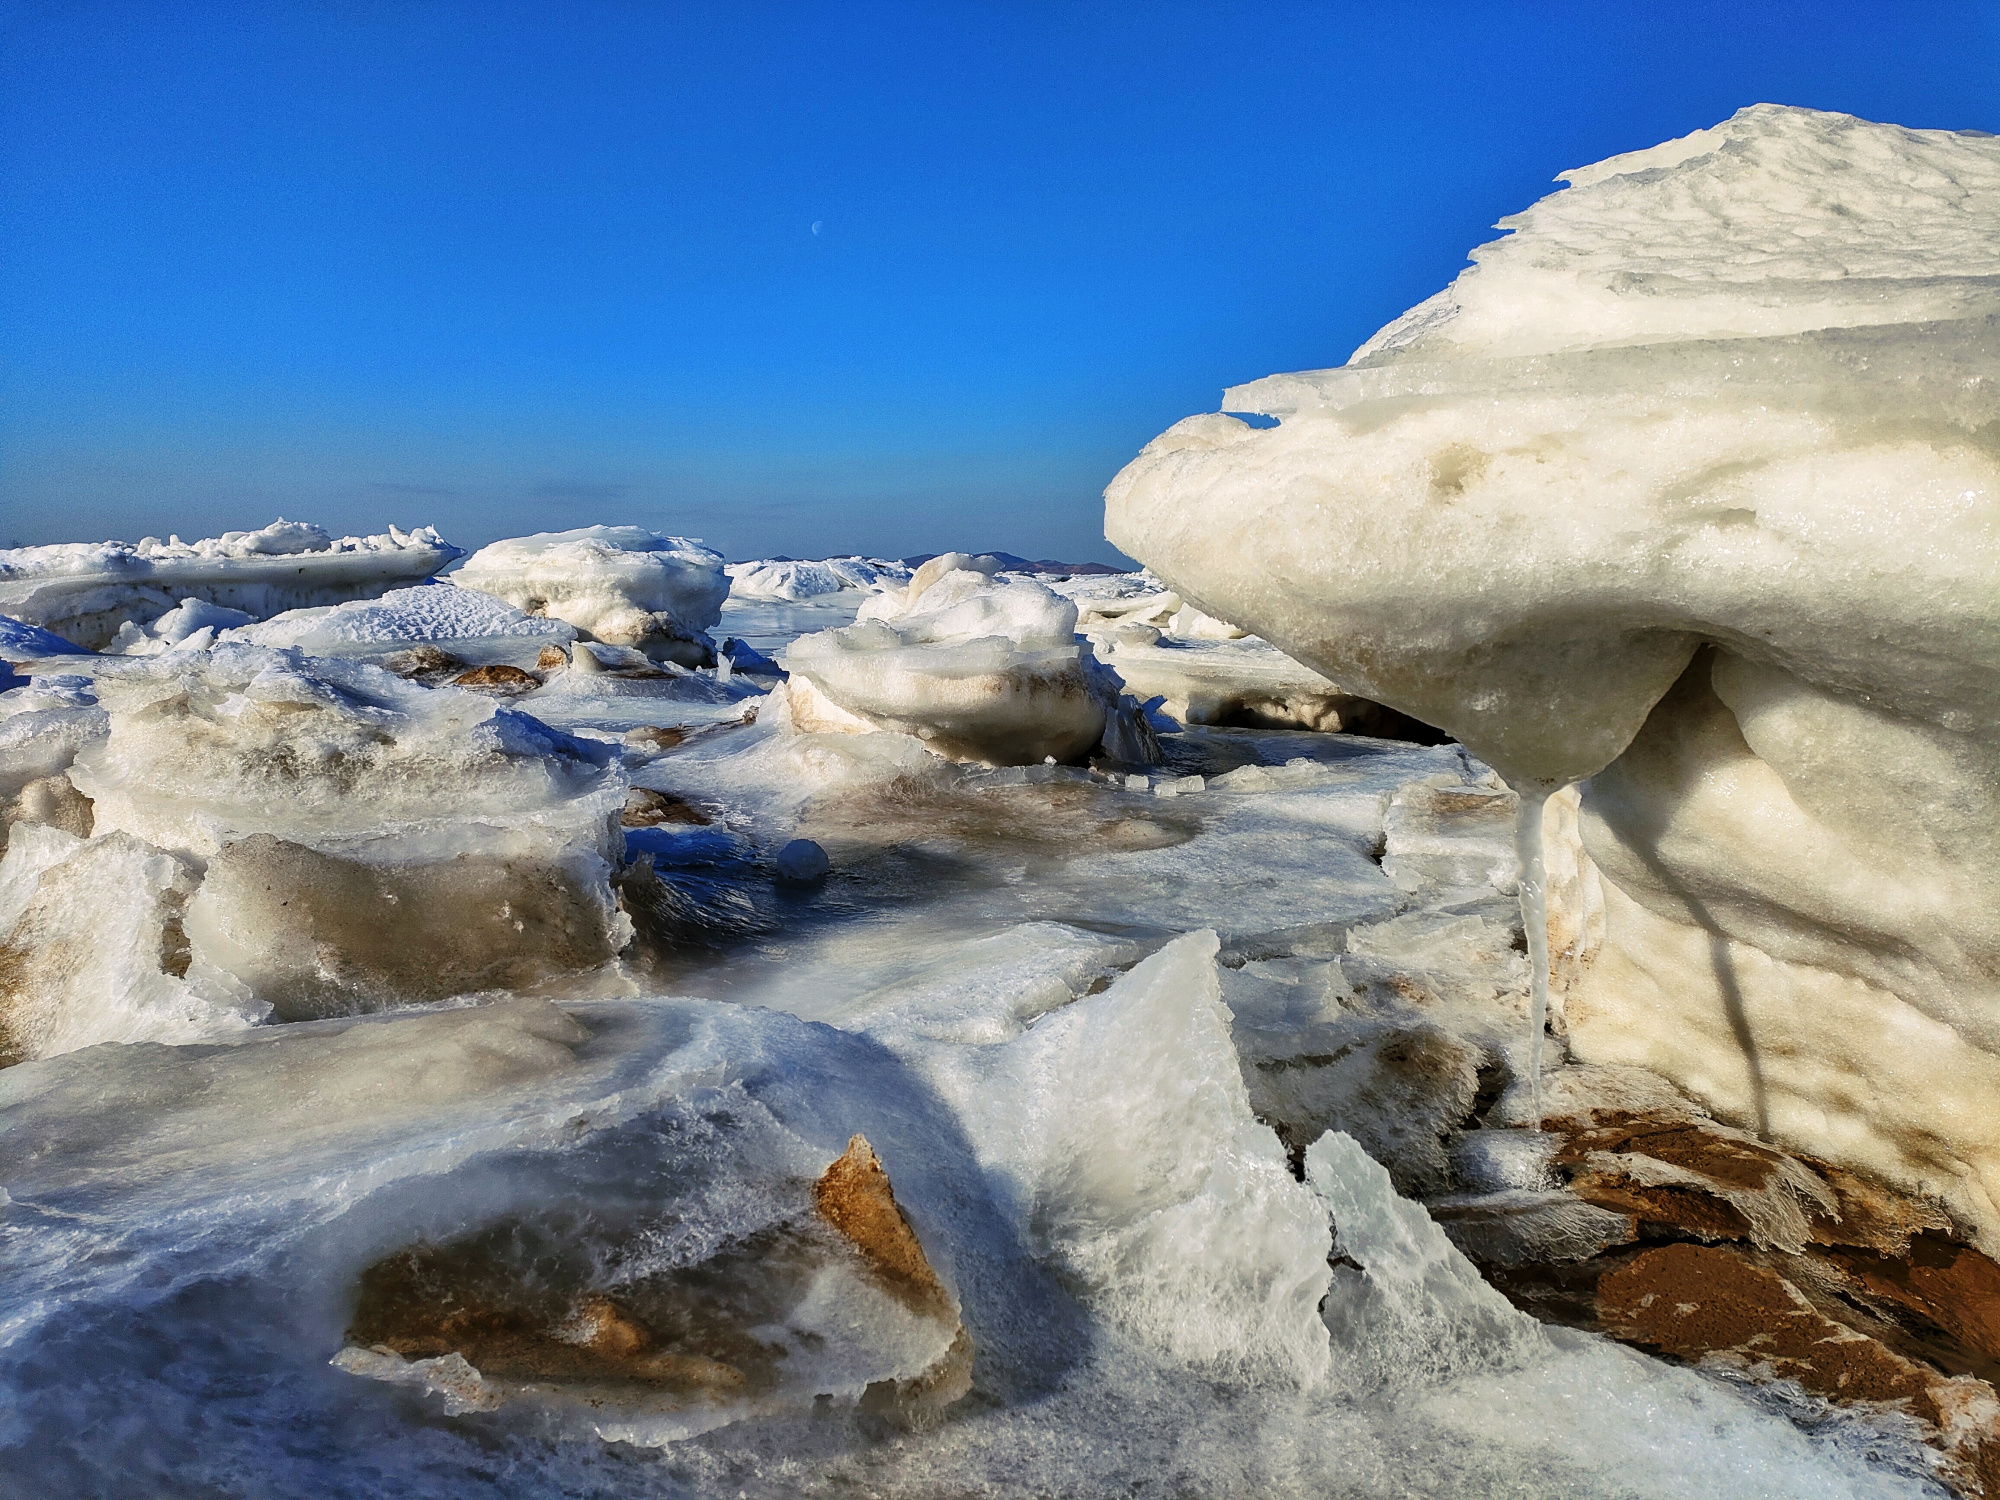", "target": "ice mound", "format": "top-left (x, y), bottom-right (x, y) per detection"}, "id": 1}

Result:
top-left (0, 646), bottom-right (629, 1038)
top-left (725, 555), bottom-right (912, 601)
top-left (226, 580), bottom-right (574, 663)
top-left (0, 614), bottom-right (88, 665)
top-left (775, 553), bottom-right (1125, 766)
top-left (0, 520), bottom-right (462, 651)
top-left (454, 526), bottom-right (730, 666)
top-left (1105, 107), bottom-right (2000, 1240)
